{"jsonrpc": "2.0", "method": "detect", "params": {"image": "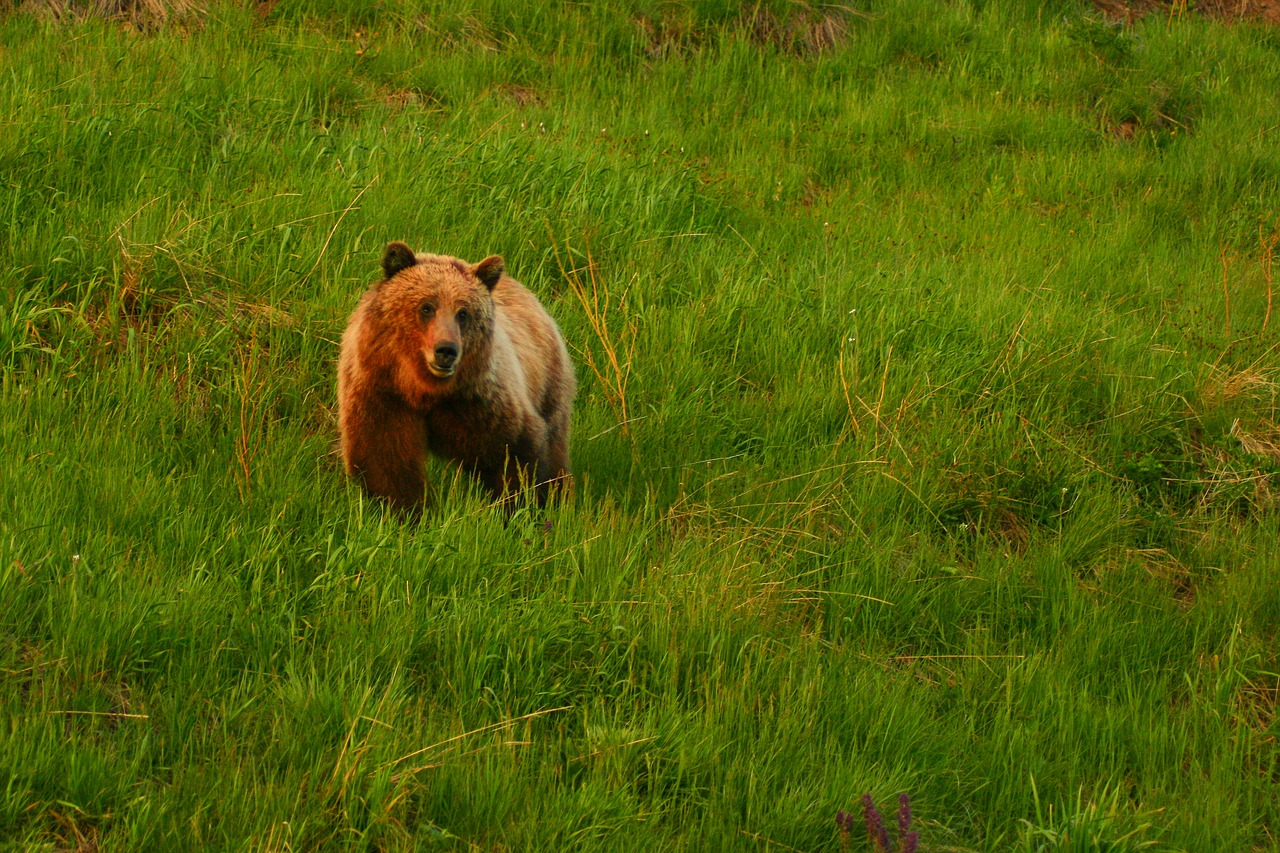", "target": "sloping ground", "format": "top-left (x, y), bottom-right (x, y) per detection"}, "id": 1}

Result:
top-left (1095, 0), bottom-right (1280, 23)
top-left (15, 0), bottom-right (1280, 27)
